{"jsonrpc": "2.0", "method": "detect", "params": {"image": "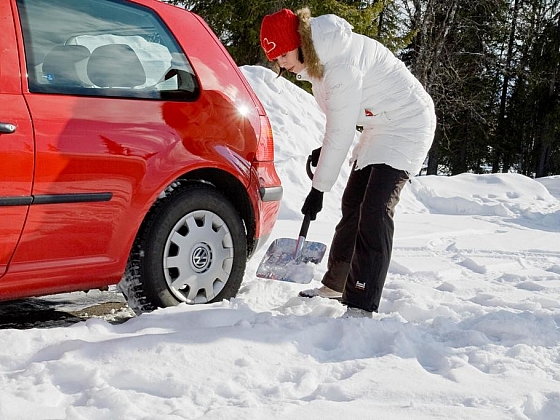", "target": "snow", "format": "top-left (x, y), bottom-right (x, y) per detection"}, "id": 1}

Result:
top-left (1, 65), bottom-right (560, 419)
